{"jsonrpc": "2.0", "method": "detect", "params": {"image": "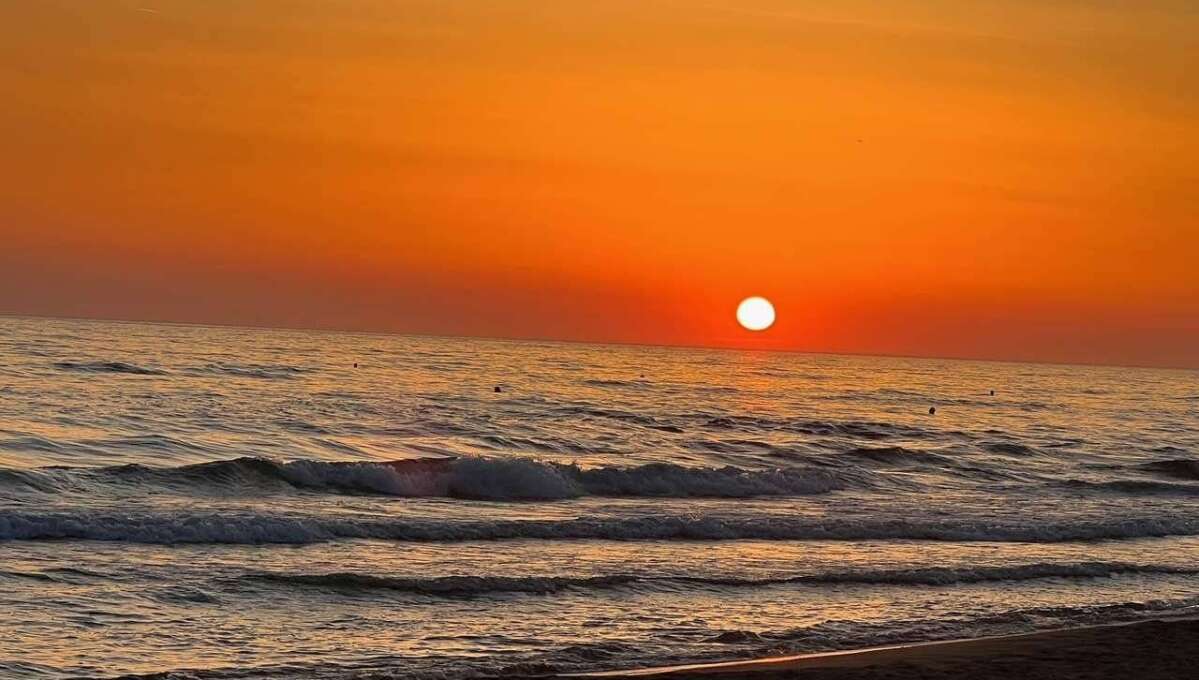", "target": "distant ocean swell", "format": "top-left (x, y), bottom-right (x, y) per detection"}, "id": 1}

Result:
top-left (52, 360), bottom-right (168, 376)
top-left (242, 562), bottom-right (1199, 596)
top-left (52, 360), bottom-right (314, 380)
top-left (5, 510), bottom-right (1199, 544)
top-left (0, 457), bottom-right (854, 500)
